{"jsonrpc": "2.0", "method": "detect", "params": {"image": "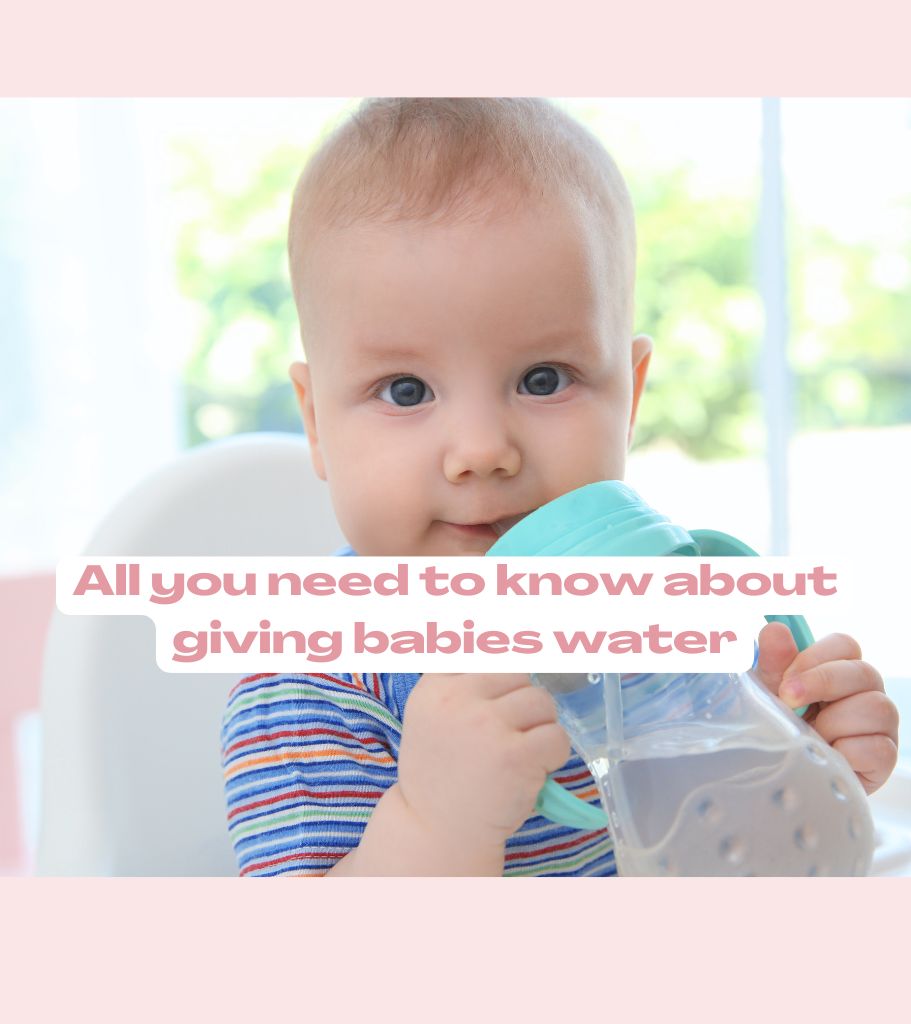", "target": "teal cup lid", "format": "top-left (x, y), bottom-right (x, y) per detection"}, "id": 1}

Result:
top-left (487, 480), bottom-right (700, 558)
top-left (485, 480), bottom-right (814, 832)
